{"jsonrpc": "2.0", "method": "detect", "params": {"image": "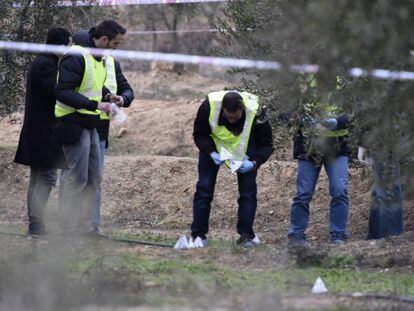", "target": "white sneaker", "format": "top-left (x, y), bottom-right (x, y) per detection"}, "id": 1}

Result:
top-left (252, 236), bottom-right (261, 245)
top-left (188, 236), bottom-right (208, 248)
